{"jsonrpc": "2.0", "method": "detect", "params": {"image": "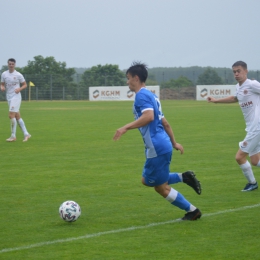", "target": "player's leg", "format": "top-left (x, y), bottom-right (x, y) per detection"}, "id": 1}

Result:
top-left (16, 112), bottom-right (31, 142)
top-left (6, 111), bottom-right (17, 141)
top-left (250, 153), bottom-right (260, 166)
top-left (142, 153), bottom-right (201, 220)
top-left (237, 134), bottom-right (260, 191)
top-left (249, 136), bottom-right (260, 166)
top-left (168, 171), bottom-right (201, 195)
top-left (6, 98), bottom-right (17, 142)
top-left (168, 172), bottom-right (182, 184)
top-left (154, 182), bottom-right (201, 220)
top-left (236, 149), bottom-right (257, 191)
